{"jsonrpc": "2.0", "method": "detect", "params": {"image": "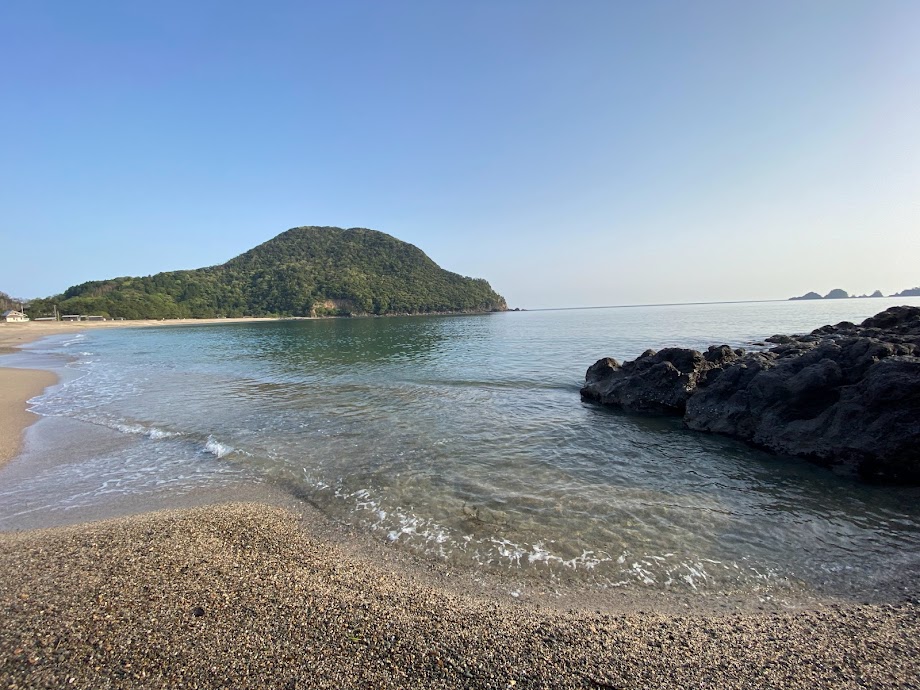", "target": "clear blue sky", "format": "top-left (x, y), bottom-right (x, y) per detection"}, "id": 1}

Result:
top-left (1, 1), bottom-right (918, 308)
